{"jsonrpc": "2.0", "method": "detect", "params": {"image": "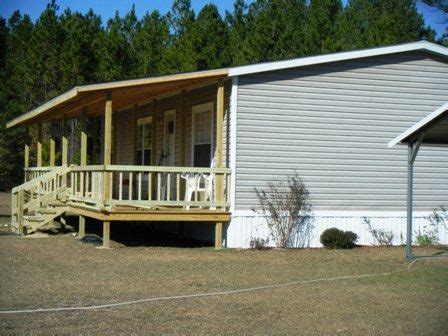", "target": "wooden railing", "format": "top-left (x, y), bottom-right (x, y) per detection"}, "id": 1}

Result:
top-left (12, 166), bottom-right (70, 233)
top-left (24, 167), bottom-right (56, 182)
top-left (68, 165), bottom-right (231, 211)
